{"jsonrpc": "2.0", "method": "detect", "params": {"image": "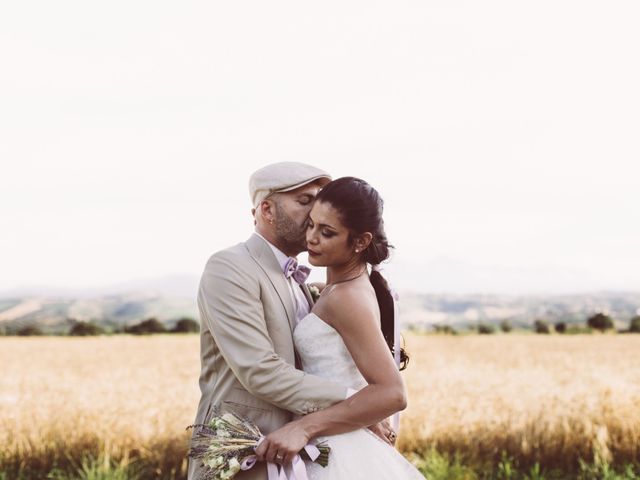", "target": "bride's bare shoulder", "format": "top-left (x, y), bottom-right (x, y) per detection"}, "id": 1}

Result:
top-left (316, 282), bottom-right (379, 330)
